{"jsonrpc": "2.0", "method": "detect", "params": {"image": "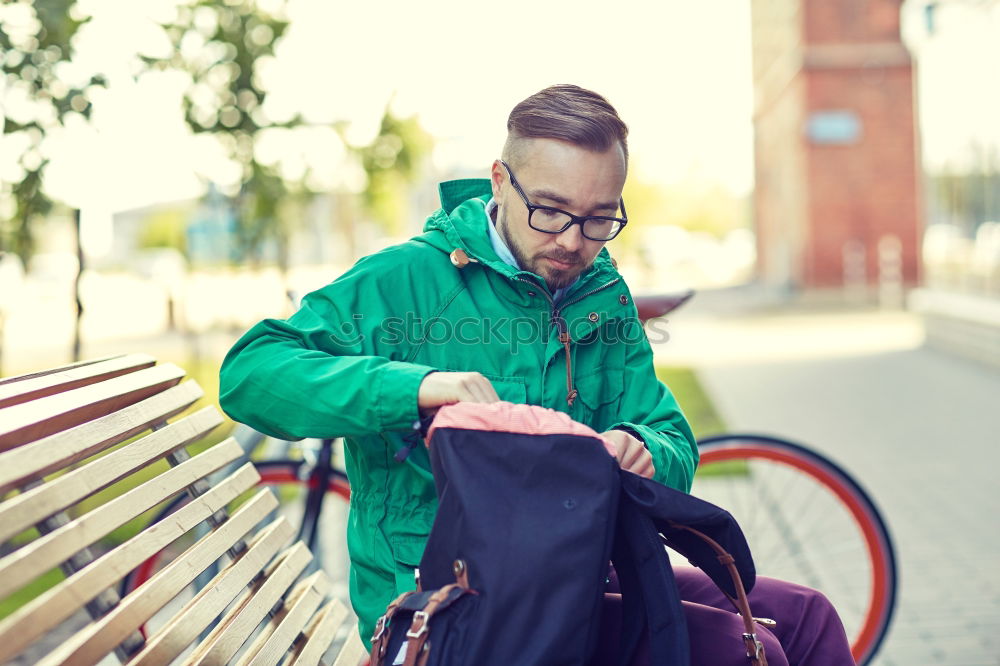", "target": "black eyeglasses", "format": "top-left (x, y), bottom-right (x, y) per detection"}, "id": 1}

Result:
top-left (500, 160), bottom-right (628, 242)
